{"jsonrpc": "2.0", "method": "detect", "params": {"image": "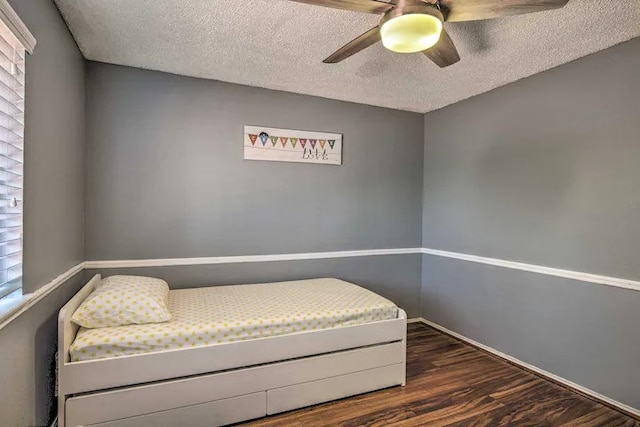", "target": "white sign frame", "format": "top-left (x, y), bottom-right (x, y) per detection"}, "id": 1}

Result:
top-left (244, 125), bottom-right (342, 165)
